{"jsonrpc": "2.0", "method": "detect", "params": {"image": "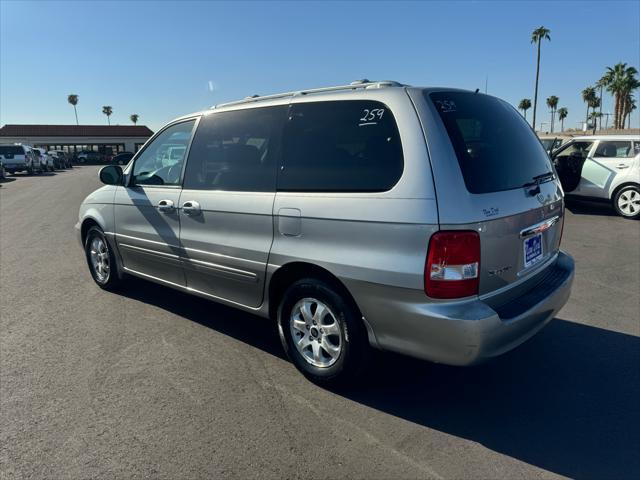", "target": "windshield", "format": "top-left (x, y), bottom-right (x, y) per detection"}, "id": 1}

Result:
top-left (428, 91), bottom-right (553, 194)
